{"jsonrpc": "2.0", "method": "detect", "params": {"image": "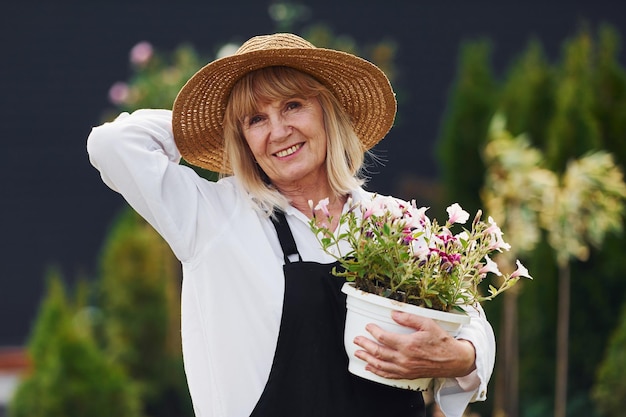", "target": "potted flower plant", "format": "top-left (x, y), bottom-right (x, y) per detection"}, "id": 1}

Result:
top-left (309, 195), bottom-right (532, 390)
